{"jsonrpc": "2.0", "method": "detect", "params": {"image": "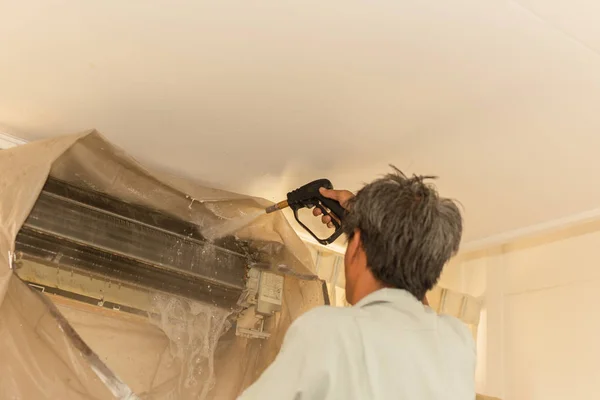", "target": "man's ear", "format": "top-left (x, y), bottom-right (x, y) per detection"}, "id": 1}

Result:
top-left (347, 228), bottom-right (362, 262)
